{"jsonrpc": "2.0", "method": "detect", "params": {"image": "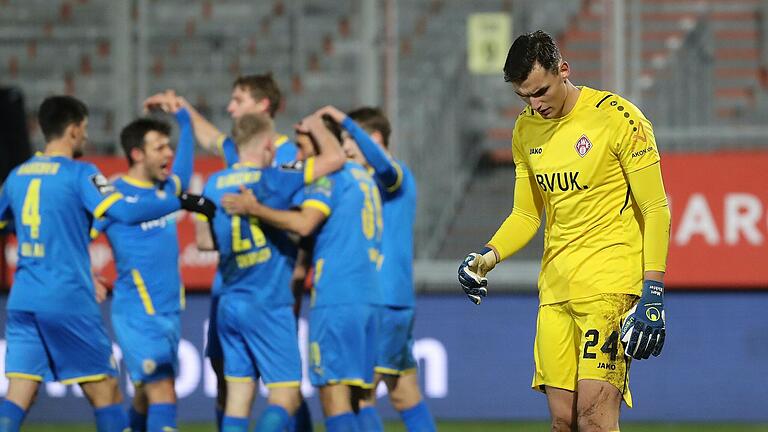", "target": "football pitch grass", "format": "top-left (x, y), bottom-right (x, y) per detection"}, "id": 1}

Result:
top-left (20, 422), bottom-right (768, 431)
